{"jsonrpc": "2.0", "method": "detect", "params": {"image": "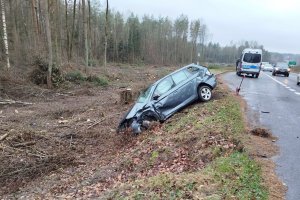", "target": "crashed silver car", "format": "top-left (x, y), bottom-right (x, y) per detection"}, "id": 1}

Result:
top-left (117, 64), bottom-right (217, 134)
